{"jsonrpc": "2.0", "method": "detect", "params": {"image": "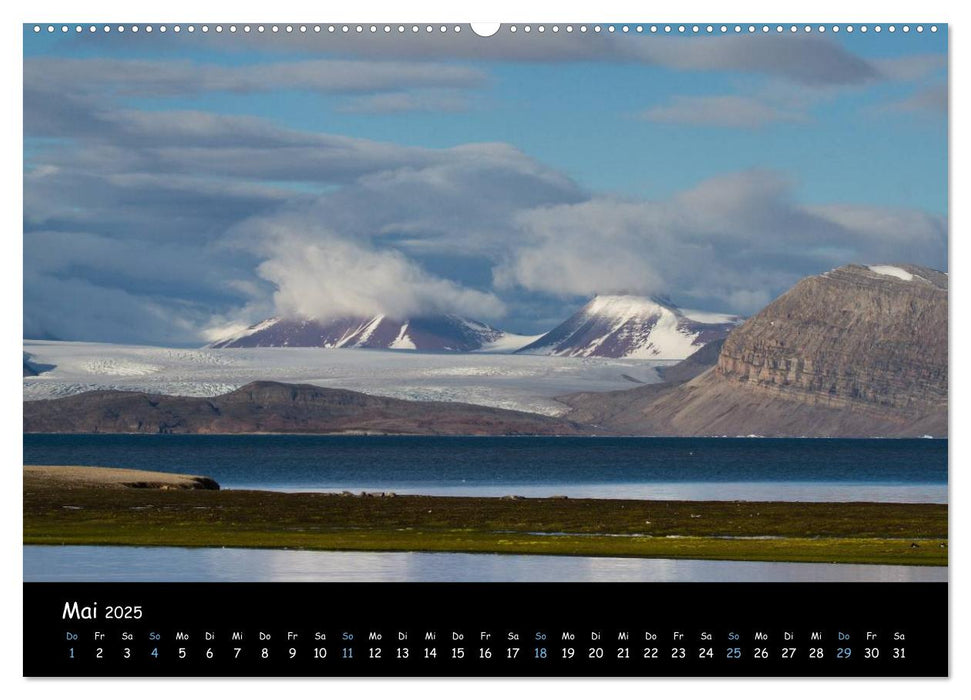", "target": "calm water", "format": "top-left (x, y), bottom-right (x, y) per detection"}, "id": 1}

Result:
top-left (22, 546), bottom-right (947, 583)
top-left (24, 435), bottom-right (947, 502)
top-left (24, 436), bottom-right (947, 582)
